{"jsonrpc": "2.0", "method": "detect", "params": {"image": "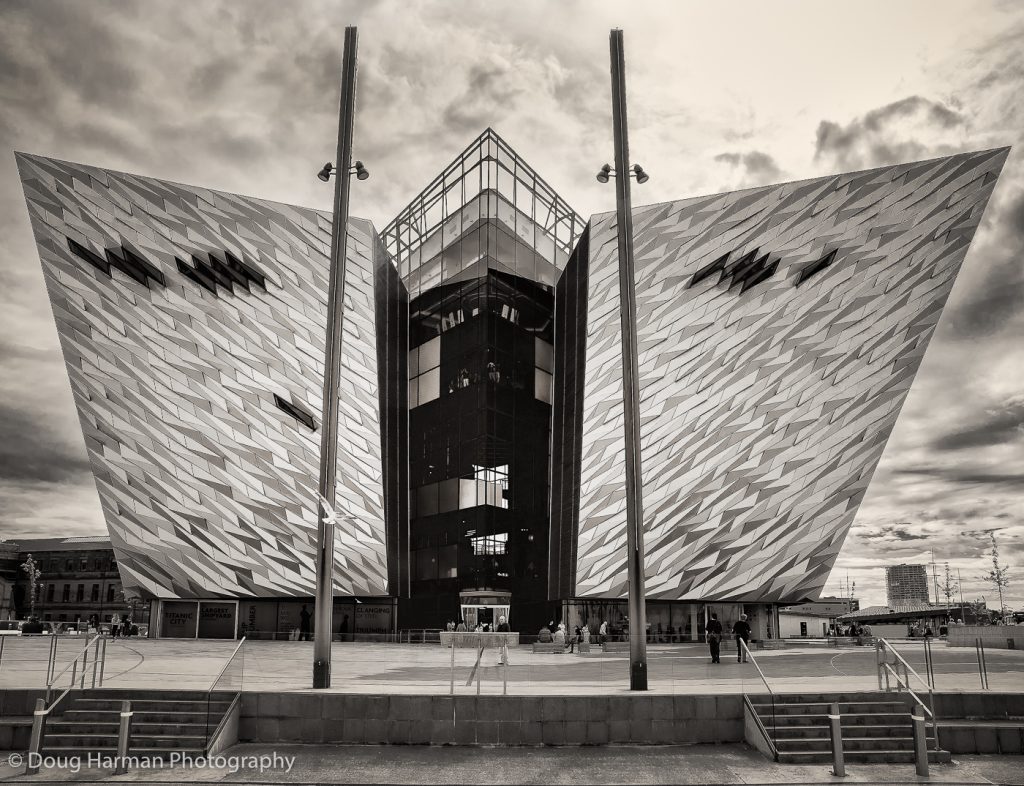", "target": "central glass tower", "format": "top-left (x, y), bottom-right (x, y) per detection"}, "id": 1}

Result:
top-left (382, 129), bottom-right (584, 629)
